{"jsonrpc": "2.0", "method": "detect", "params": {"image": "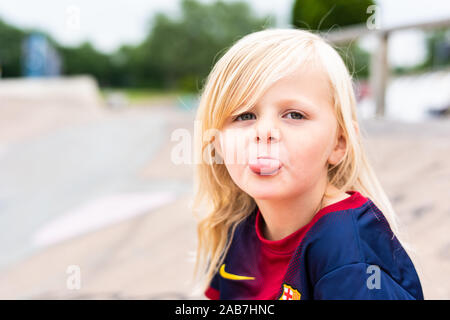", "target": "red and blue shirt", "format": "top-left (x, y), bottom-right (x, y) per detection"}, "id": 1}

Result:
top-left (205, 190), bottom-right (423, 300)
